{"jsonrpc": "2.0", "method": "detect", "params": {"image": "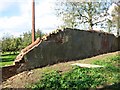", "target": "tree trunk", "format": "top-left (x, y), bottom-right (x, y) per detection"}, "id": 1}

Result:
top-left (108, 20), bottom-right (112, 33)
top-left (117, 18), bottom-right (120, 36)
top-left (88, 2), bottom-right (93, 30)
top-left (89, 19), bottom-right (93, 30)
